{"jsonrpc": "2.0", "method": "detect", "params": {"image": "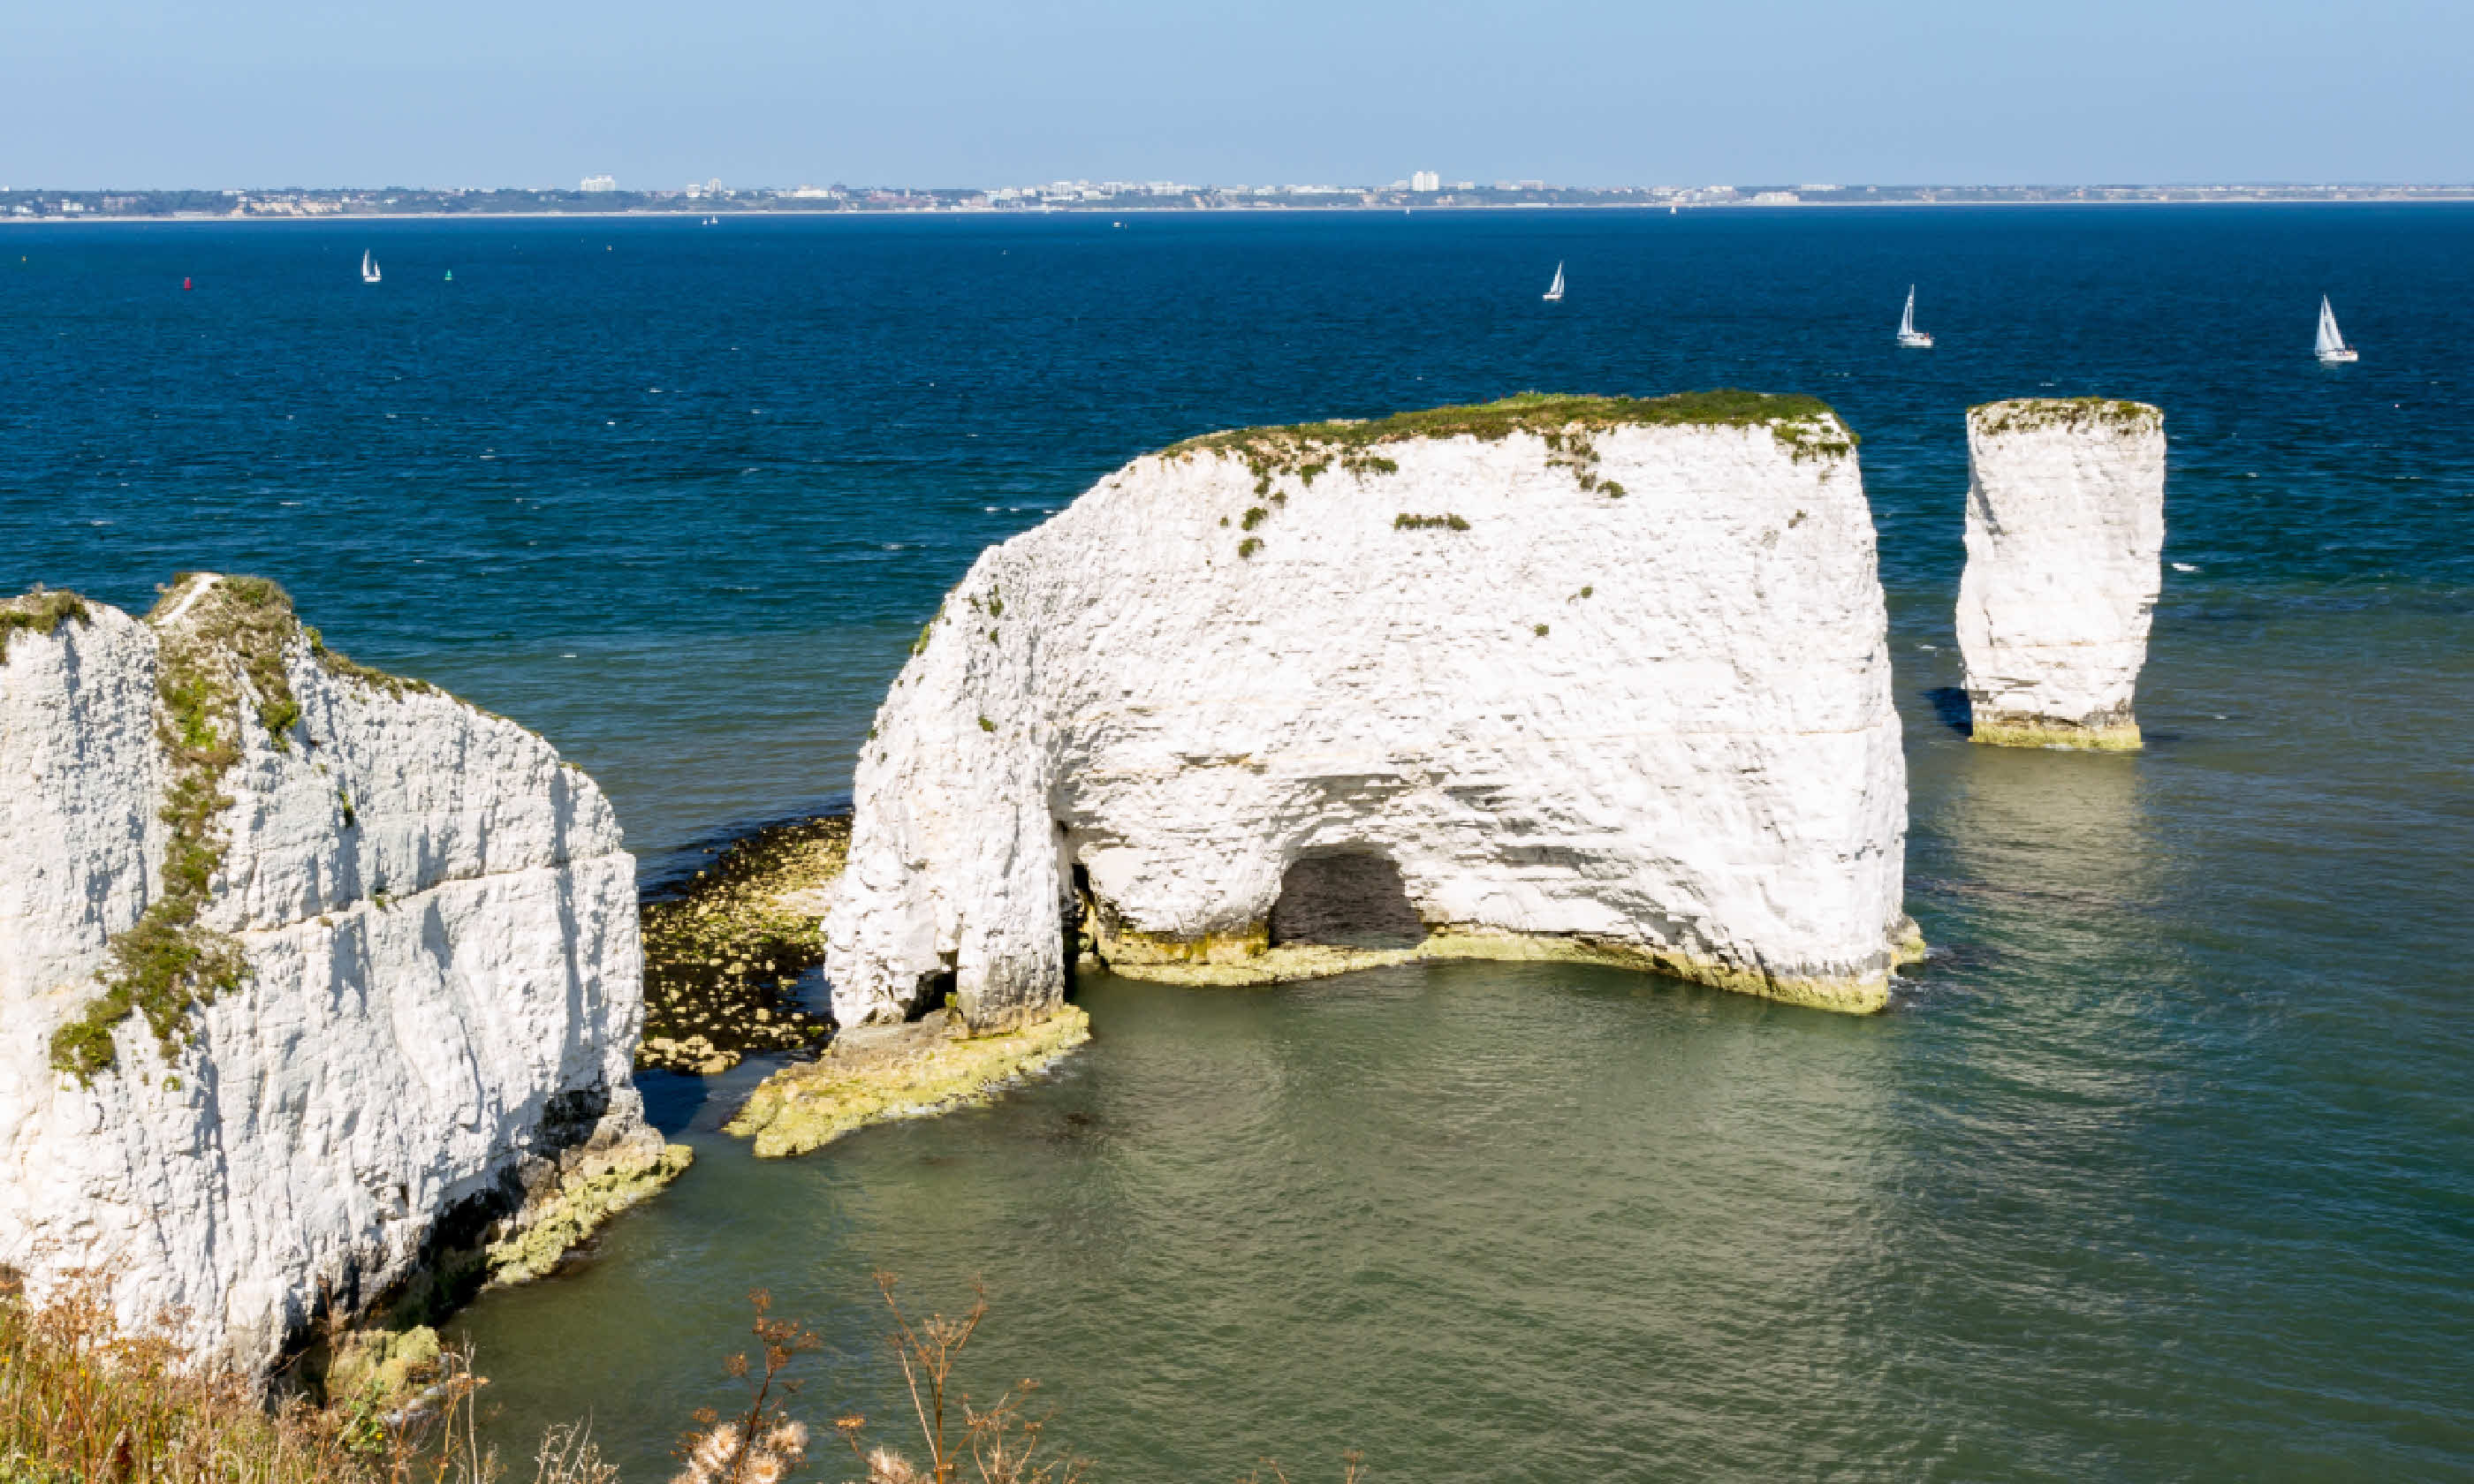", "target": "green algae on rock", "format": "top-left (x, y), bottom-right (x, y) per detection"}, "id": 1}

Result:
top-left (484, 1139), bottom-right (694, 1286)
top-left (1099, 928), bottom-right (1897, 1014)
top-left (1969, 716), bottom-right (2146, 752)
top-left (638, 816), bottom-right (846, 1075)
top-left (725, 1006), bottom-right (1092, 1159)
